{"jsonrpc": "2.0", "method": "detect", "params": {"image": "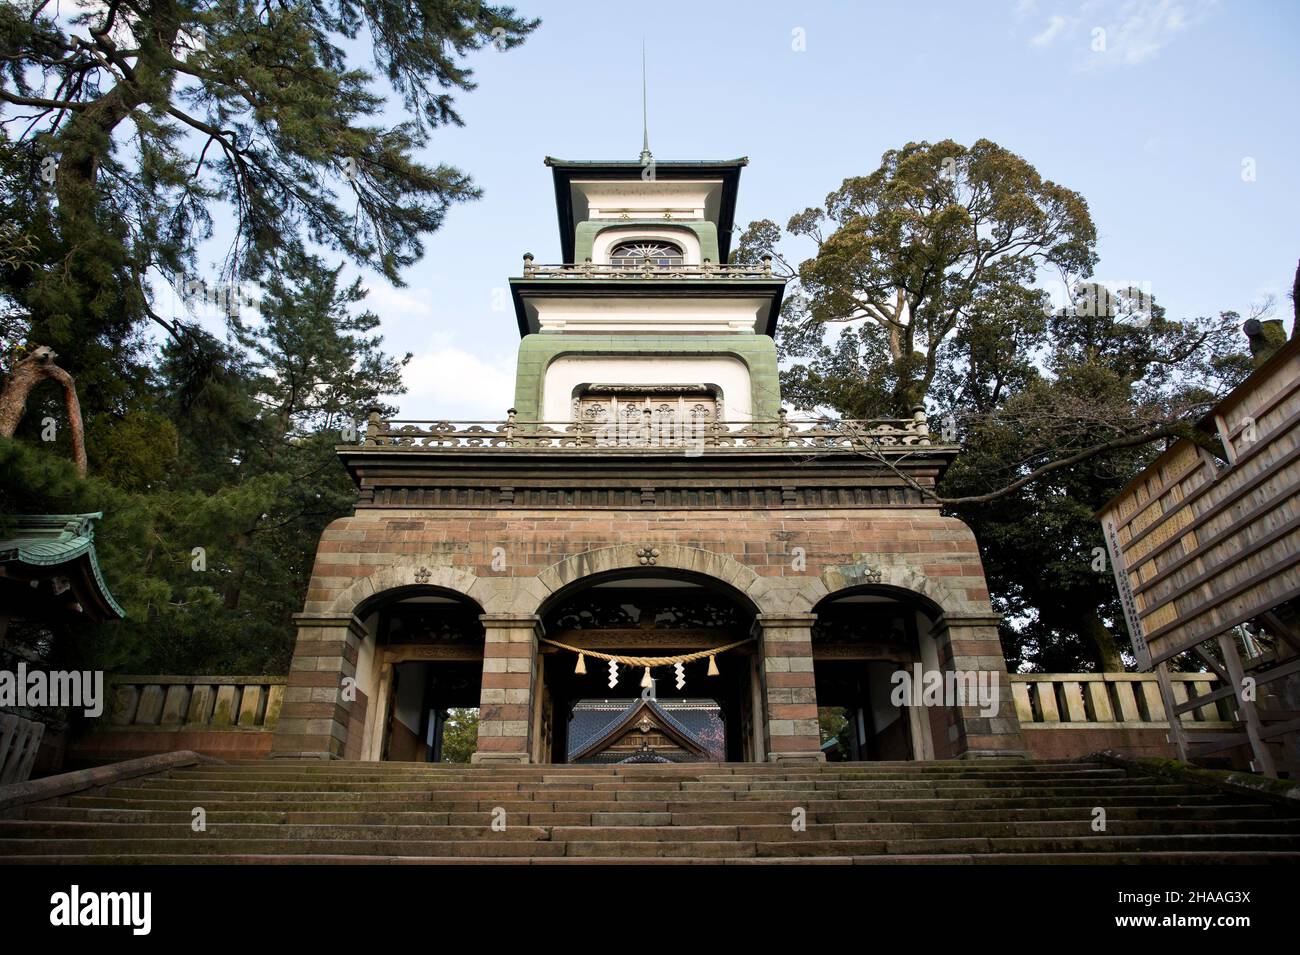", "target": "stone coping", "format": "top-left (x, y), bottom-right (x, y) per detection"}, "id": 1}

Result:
top-left (0, 750), bottom-right (220, 812)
